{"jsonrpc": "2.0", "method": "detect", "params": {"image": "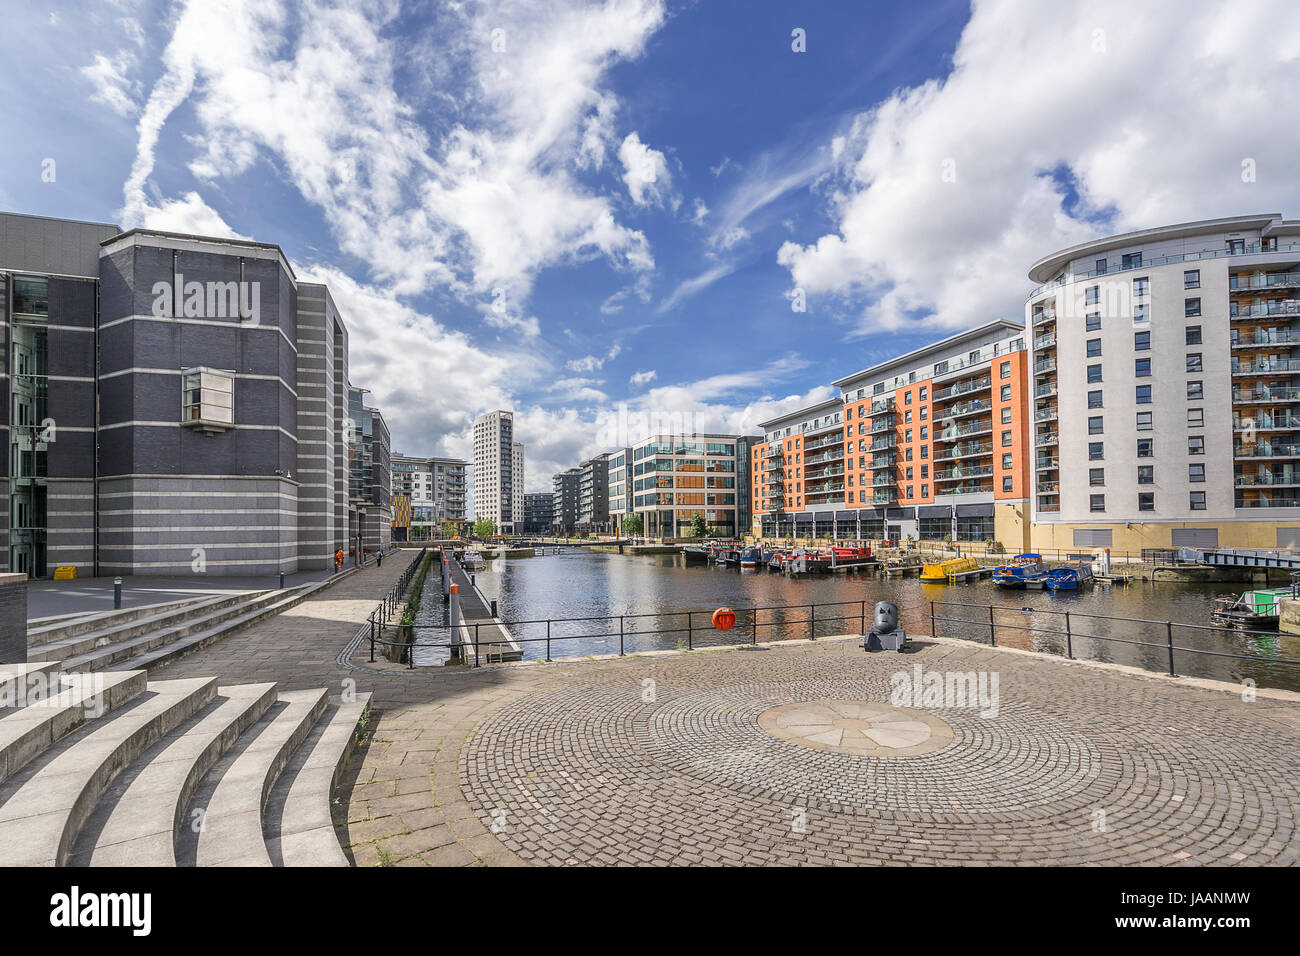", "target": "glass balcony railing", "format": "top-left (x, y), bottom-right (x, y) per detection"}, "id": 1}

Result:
top-left (1235, 414), bottom-right (1300, 430)
top-left (935, 482), bottom-right (993, 496)
top-left (934, 420), bottom-right (993, 441)
top-left (1233, 387), bottom-right (1300, 403)
top-left (935, 441), bottom-right (993, 460)
top-left (1233, 300), bottom-right (1300, 319)
top-left (935, 399), bottom-right (993, 420)
top-left (934, 465), bottom-right (993, 482)
top-left (1036, 431), bottom-right (1058, 446)
top-left (1235, 473), bottom-right (1300, 487)
top-left (1034, 405), bottom-right (1059, 422)
top-left (1233, 359), bottom-right (1300, 374)
top-left (932, 376), bottom-right (991, 402)
top-left (1235, 442), bottom-right (1300, 457)
top-left (1234, 495), bottom-right (1300, 508)
top-left (1033, 359), bottom-right (1057, 373)
top-left (1034, 382), bottom-right (1057, 397)
top-left (1230, 329), bottom-right (1300, 347)
top-left (1230, 272), bottom-right (1300, 291)
top-left (1033, 334), bottom-right (1057, 350)
top-left (1036, 457), bottom-right (1059, 470)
